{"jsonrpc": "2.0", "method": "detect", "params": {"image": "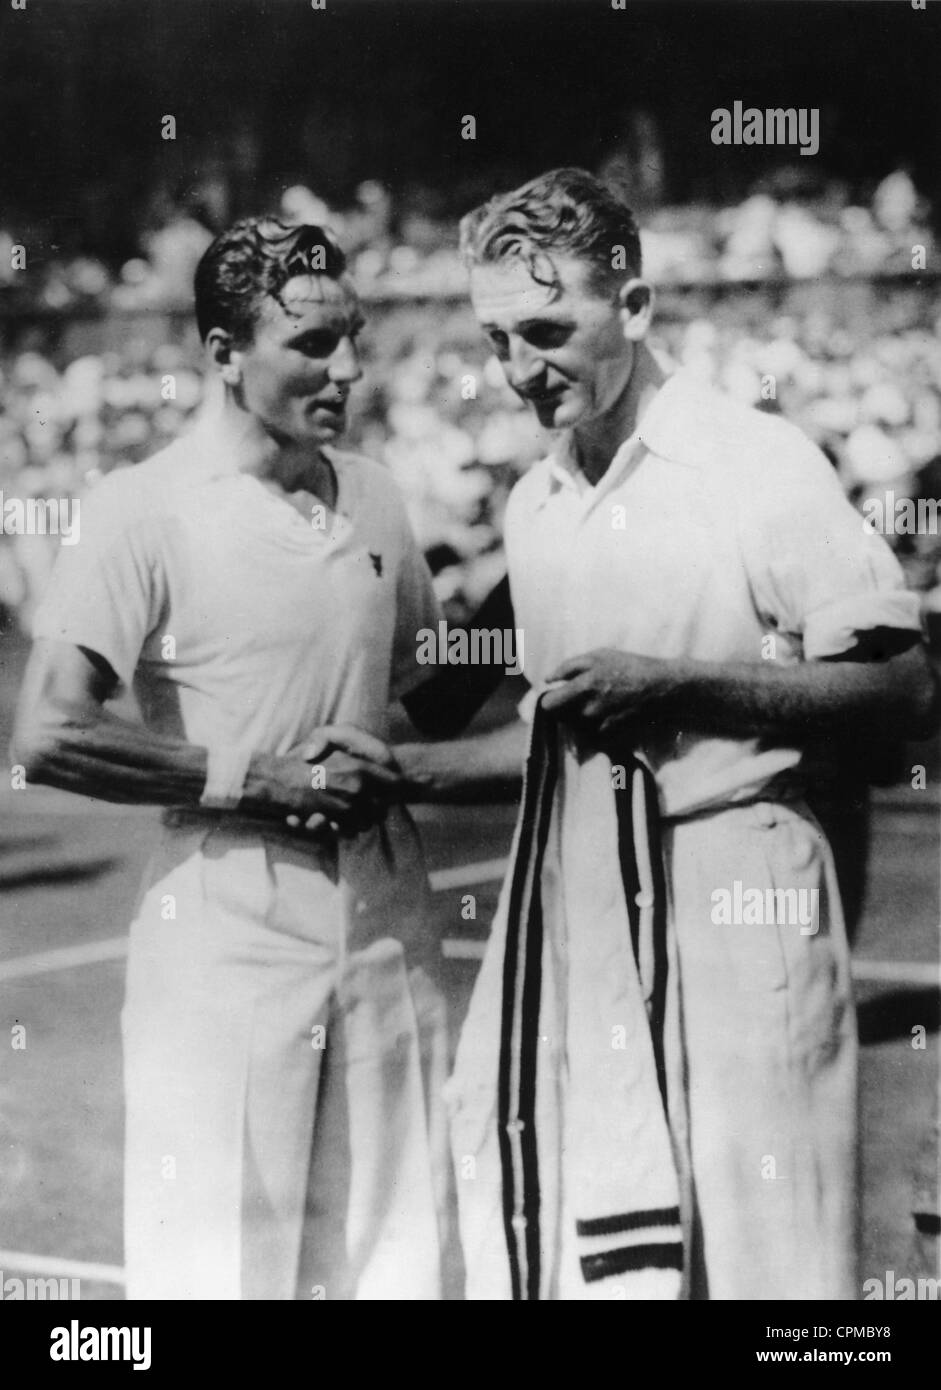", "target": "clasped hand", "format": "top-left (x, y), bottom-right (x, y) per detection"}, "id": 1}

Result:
top-left (285, 724), bottom-right (405, 838)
